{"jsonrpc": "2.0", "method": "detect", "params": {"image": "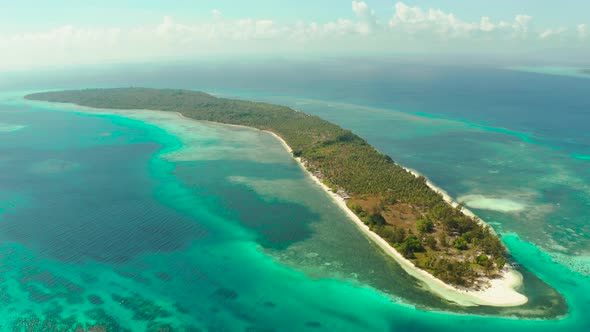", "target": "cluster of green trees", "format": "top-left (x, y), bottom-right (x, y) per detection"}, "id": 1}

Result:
top-left (27, 88), bottom-right (509, 287)
top-left (351, 200), bottom-right (505, 285)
